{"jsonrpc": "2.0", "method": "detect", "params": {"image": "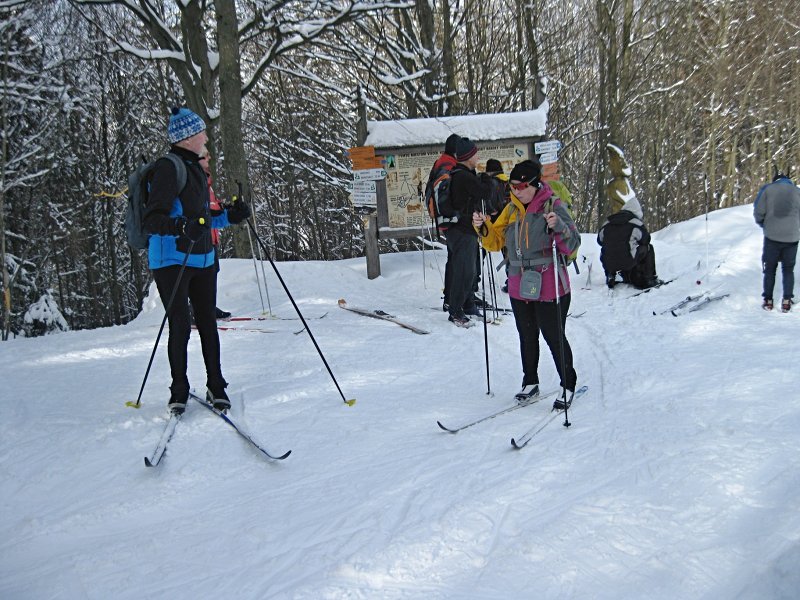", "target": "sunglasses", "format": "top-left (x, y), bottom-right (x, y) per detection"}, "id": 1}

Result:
top-left (510, 180), bottom-right (532, 191)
